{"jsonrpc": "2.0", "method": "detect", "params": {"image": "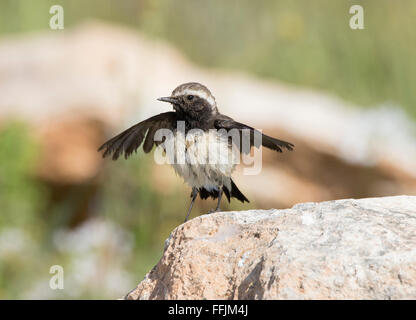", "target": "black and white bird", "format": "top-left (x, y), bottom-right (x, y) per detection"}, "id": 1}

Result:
top-left (98, 82), bottom-right (294, 222)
